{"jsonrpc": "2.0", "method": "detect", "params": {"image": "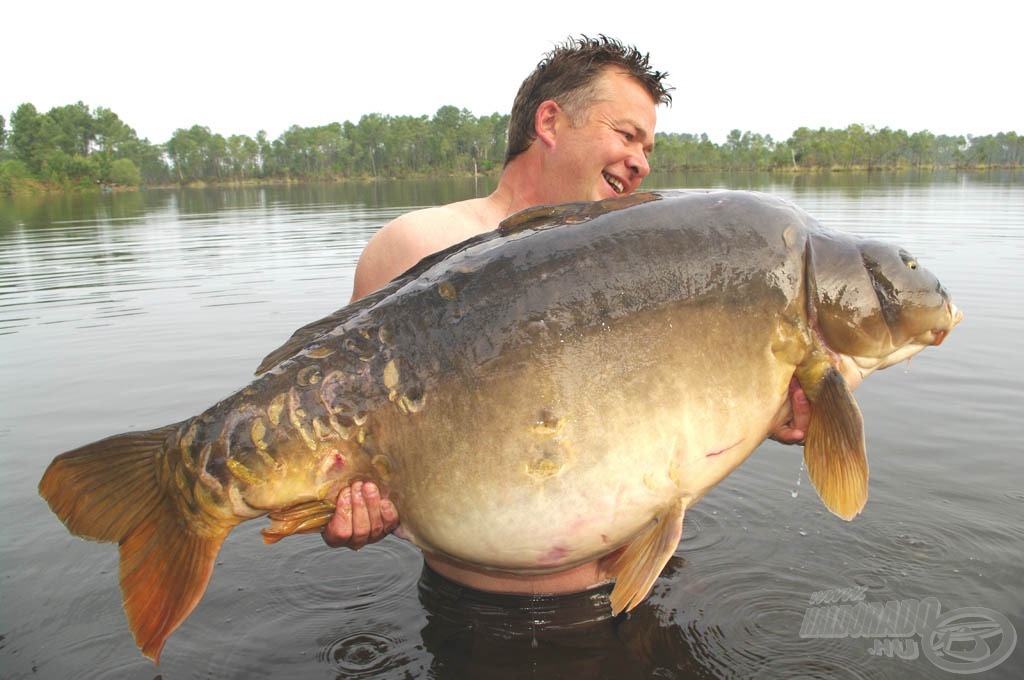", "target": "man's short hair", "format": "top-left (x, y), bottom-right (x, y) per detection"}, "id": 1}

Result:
top-left (505, 35), bottom-right (673, 164)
